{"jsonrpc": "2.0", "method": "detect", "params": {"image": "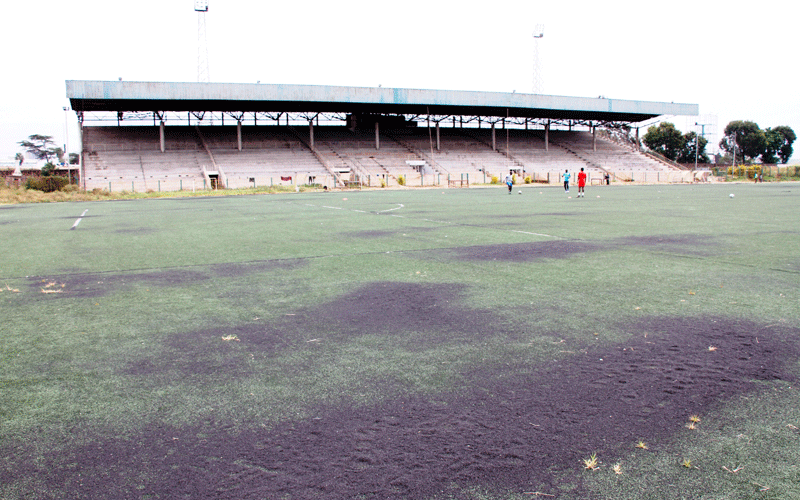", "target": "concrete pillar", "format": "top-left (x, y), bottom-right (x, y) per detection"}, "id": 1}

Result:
top-left (159, 121), bottom-right (165, 153)
top-left (436, 121), bottom-right (440, 151)
top-left (592, 124), bottom-right (597, 151)
top-left (636, 127), bottom-right (640, 149)
top-left (545, 119), bottom-right (550, 152)
top-left (80, 121), bottom-right (85, 190)
top-left (374, 120), bottom-right (379, 150)
top-left (309, 120), bottom-right (315, 149)
top-left (491, 122), bottom-right (496, 151)
top-left (237, 120), bottom-right (242, 151)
